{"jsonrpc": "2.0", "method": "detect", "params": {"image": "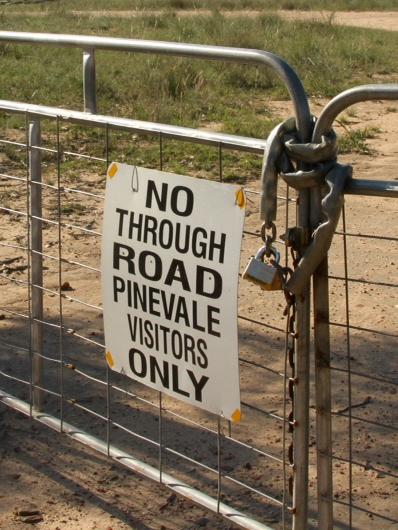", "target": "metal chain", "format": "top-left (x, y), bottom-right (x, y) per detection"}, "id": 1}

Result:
top-left (282, 249), bottom-right (299, 505)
